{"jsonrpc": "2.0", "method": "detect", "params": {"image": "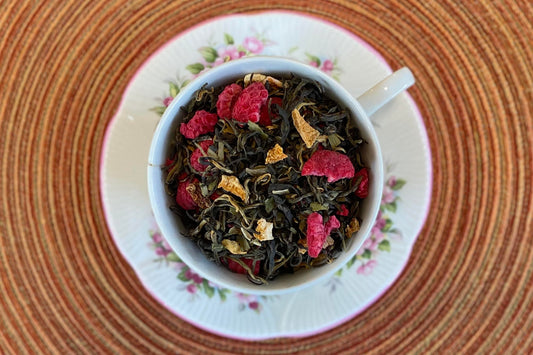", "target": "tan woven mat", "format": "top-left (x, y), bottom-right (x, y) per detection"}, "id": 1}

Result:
top-left (1, 1), bottom-right (532, 353)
